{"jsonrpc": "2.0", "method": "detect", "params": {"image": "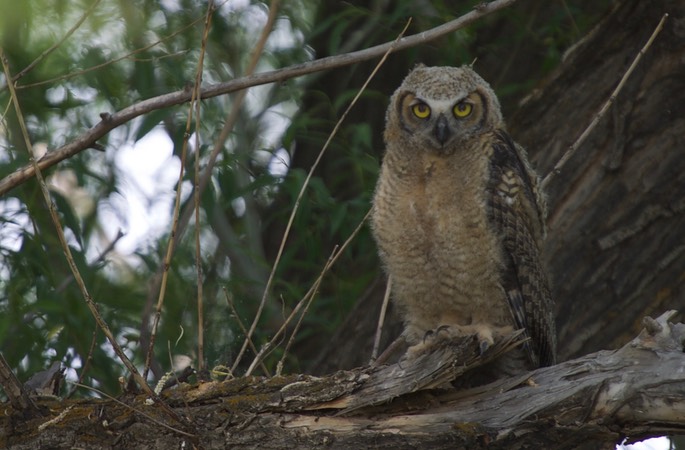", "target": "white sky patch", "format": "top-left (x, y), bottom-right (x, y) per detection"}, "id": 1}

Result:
top-left (268, 147), bottom-right (291, 178)
top-left (103, 127), bottom-right (180, 255)
top-left (218, 0), bottom-right (255, 16)
top-left (267, 17), bottom-right (303, 51)
top-left (159, 0), bottom-right (182, 13)
top-left (618, 436), bottom-right (671, 450)
top-left (231, 197), bottom-right (246, 217)
top-left (46, 85), bottom-right (67, 104)
top-left (260, 101), bottom-right (297, 148)
top-left (48, 0), bottom-right (298, 268)
top-left (0, 197), bottom-right (29, 254)
top-left (245, 80), bottom-right (274, 118)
